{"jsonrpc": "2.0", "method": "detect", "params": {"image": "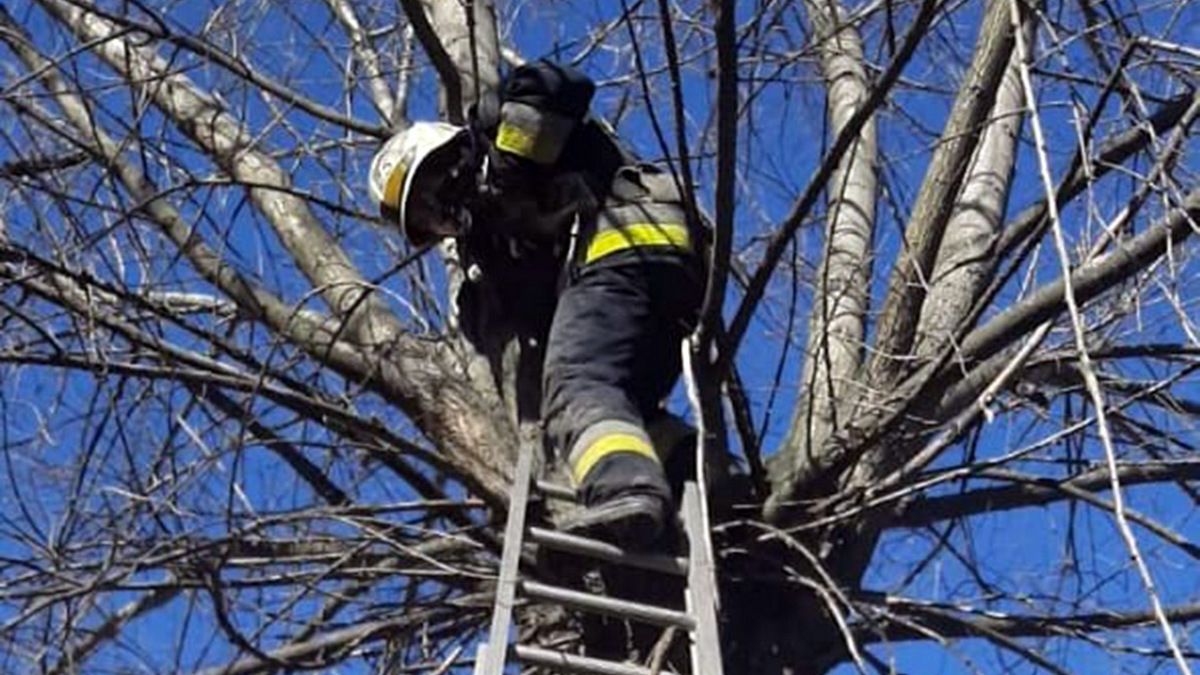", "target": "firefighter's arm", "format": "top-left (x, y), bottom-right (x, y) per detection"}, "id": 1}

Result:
top-left (467, 60), bottom-right (597, 239)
